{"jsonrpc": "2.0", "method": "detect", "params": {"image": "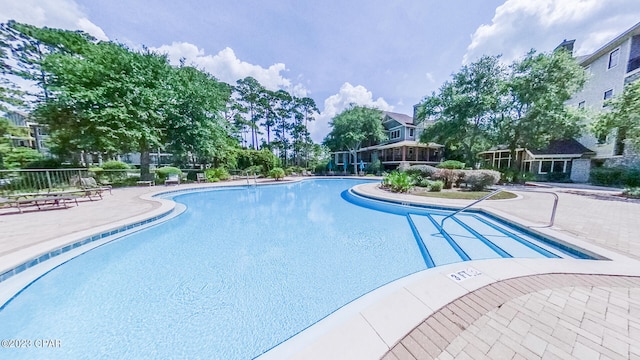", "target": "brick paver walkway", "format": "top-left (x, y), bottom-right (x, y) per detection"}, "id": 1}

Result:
top-left (383, 274), bottom-right (640, 360)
